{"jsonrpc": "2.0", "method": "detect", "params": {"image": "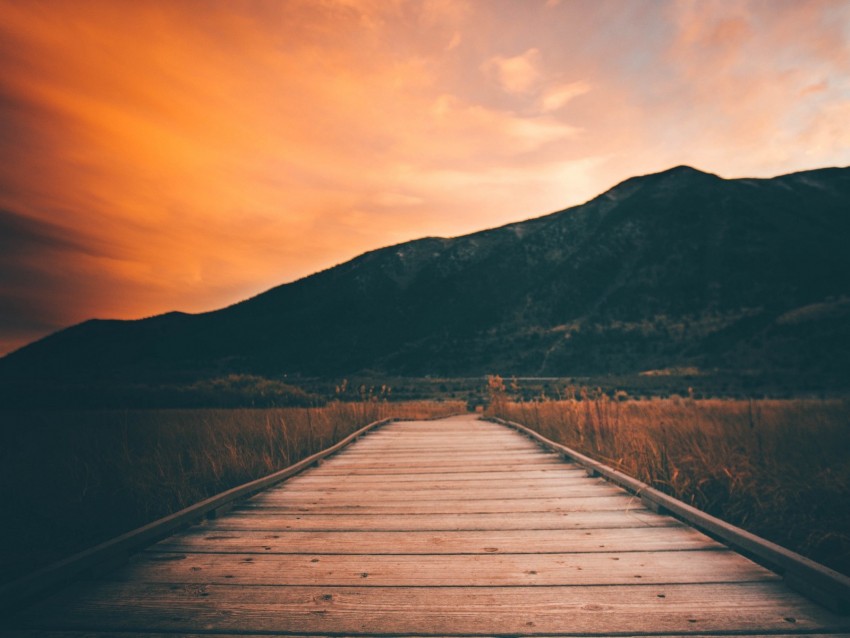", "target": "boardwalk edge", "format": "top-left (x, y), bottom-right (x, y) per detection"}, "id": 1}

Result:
top-left (485, 415), bottom-right (850, 615)
top-left (0, 416), bottom-right (396, 615)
